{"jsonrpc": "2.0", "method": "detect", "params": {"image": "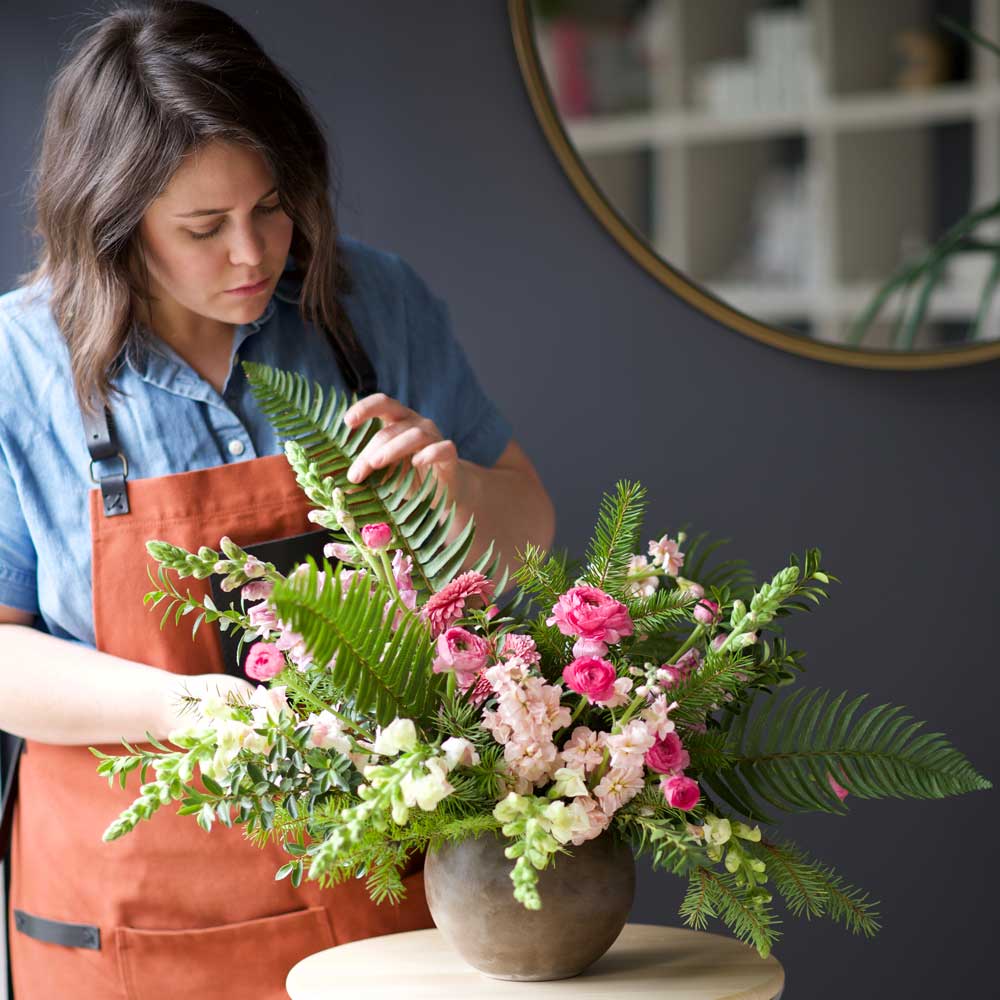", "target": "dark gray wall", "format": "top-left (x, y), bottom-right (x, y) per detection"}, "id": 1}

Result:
top-left (2, 3), bottom-right (996, 997)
